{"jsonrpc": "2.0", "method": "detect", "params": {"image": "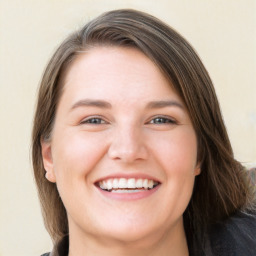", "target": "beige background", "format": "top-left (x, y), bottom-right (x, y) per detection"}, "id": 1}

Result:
top-left (0, 0), bottom-right (255, 255)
